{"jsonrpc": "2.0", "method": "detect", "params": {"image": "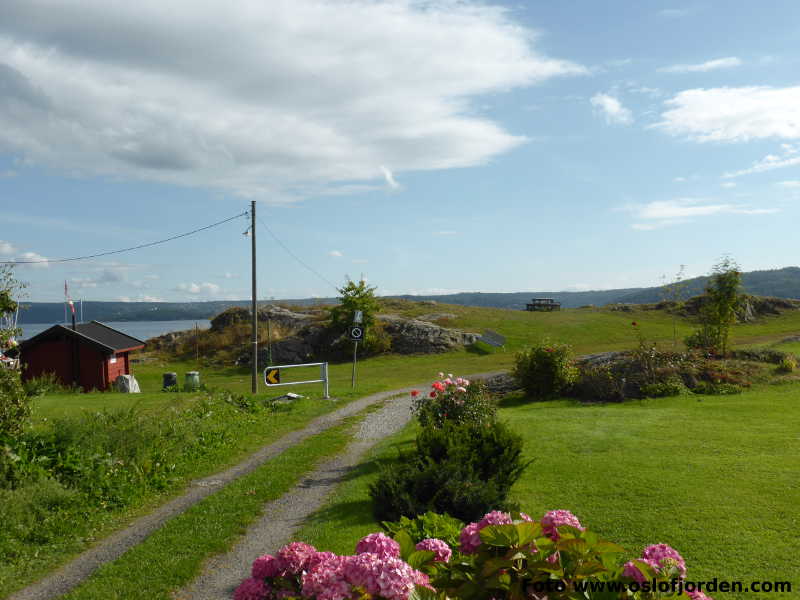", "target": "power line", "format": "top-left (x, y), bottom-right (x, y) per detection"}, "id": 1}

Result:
top-left (256, 215), bottom-right (340, 292)
top-left (1, 211), bottom-right (248, 265)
